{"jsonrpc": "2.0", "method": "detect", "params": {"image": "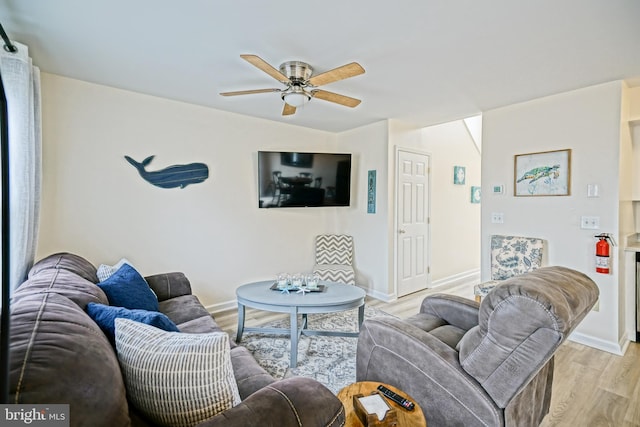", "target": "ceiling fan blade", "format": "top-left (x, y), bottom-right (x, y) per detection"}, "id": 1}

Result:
top-left (311, 89), bottom-right (361, 108)
top-left (240, 54), bottom-right (289, 83)
top-left (220, 88), bottom-right (281, 96)
top-left (307, 62), bottom-right (365, 87)
top-left (282, 103), bottom-right (296, 116)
